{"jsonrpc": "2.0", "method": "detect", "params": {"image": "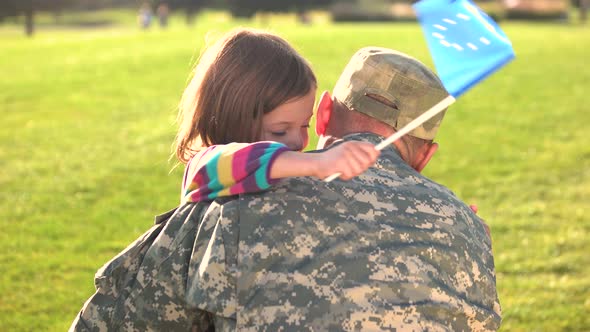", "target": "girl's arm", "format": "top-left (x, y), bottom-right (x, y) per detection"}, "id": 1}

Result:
top-left (269, 141), bottom-right (380, 180)
top-left (182, 142), bottom-right (289, 203)
top-left (182, 141), bottom-right (379, 203)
